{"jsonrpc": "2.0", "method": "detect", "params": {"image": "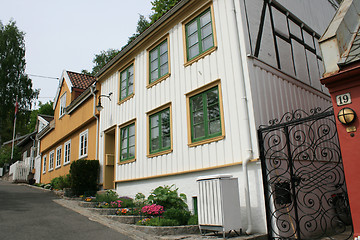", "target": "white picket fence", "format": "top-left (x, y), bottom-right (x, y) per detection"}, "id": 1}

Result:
top-left (9, 161), bottom-right (30, 182)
